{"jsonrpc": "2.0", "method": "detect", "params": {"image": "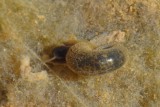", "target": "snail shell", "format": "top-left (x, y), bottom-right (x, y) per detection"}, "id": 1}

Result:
top-left (66, 42), bottom-right (125, 75)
